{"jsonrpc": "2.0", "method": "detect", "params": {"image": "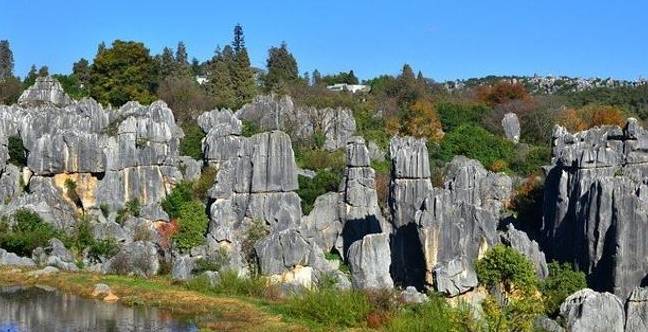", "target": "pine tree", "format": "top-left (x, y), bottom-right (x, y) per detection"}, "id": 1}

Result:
top-left (348, 70), bottom-right (358, 84)
top-left (97, 42), bottom-right (106, 54)
top-left (263, 42), bottom-right (298, 92)
top-left (175, 41), bottom-right (190, 76)
top-left (158, 47), bottom-right (176, 78)
top-left (207, 46), bottom-right (236, 109)
top-left (37, 66), bottom-right (49, 77)
top-left (232, 24), bottom-right (245, 53)
top-left (312, 69), bottom-right (322, 86)
top-left (0, 40), bottom-right (14, 80)
top-left (72, 58), bottom-right (91, 87)
top-left (303, 72), bottom-right (310, 86)
top-left (190, 57), bottom-right (201, 76)
top-left (24, 65), bottom-right (37, 86)
top-left (229, 25), bottom-right (255, 108)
